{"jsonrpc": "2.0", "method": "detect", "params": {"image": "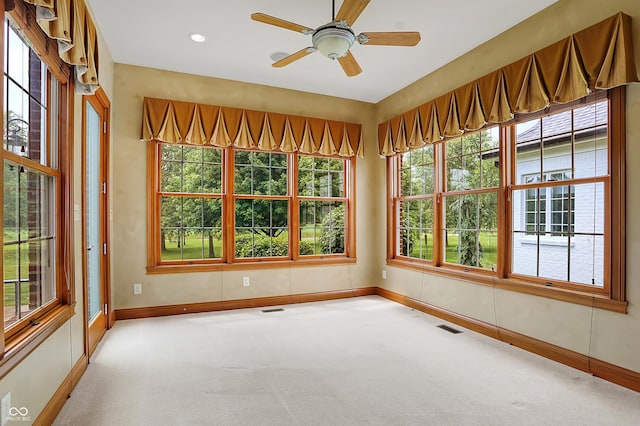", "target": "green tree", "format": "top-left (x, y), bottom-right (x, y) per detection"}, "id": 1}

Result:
top-left (444, 129), bottom-right (499, 267)
top-left (160, 144), bottom-right (222, 257)
top-left (234, 152), bottom-right (288, 238)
